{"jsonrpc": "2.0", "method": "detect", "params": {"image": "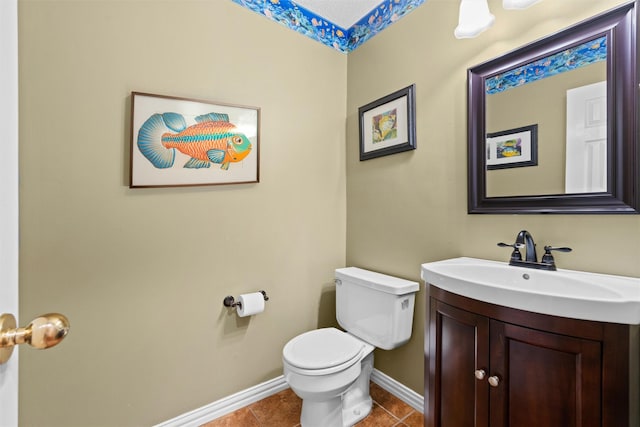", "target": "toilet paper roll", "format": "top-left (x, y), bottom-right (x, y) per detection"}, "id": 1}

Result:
top-left (237, 292), bottom-right (265, 317)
